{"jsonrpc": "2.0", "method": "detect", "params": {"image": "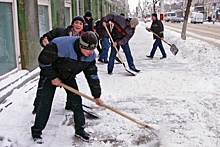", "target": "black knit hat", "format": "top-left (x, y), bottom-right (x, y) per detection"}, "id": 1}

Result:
top-left (84, 11), bottom-right (92, 17)
top-left (71, 16), bottom-right (85, 26)
top-left (79, 31), bottom-right (97, 50)
top-left (152, 13), bottom-right (157, 18)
